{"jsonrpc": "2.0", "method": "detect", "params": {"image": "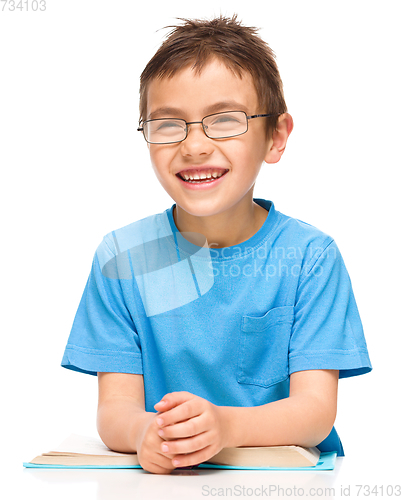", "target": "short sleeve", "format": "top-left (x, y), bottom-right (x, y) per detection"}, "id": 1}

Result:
top-left (61, 238), bottom-right (143, 376)
top-left (289, 239), bottom-right (372, 378)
